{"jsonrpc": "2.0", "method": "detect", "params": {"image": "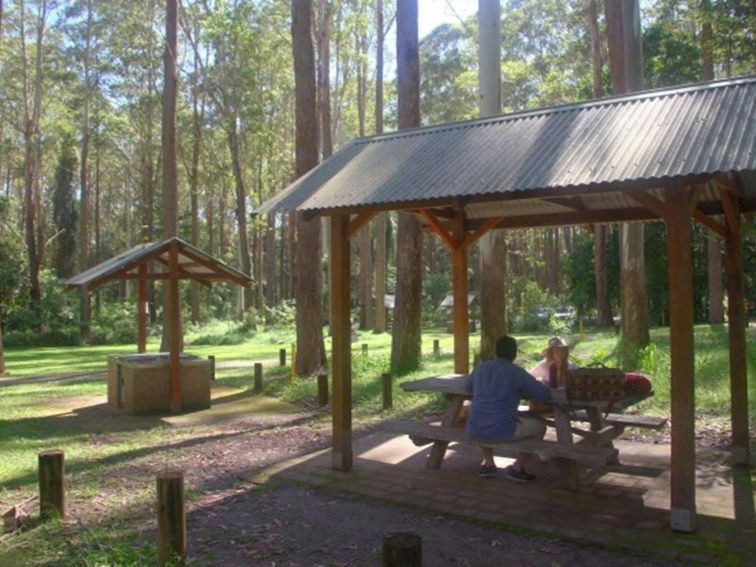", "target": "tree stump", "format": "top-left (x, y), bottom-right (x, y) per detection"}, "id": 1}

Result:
top-left (254, 362), bottom-right (263, 392)
top-left (38, 450), bottom-right (65, 519)
top-left (157, 470), bottom-right (186, 566)
top-left (383, 531), bottom-right (421, 566)
top-left (317, 373), bottom-right (329, 406)
top-left (381, 372), bottom-right (392, 410)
